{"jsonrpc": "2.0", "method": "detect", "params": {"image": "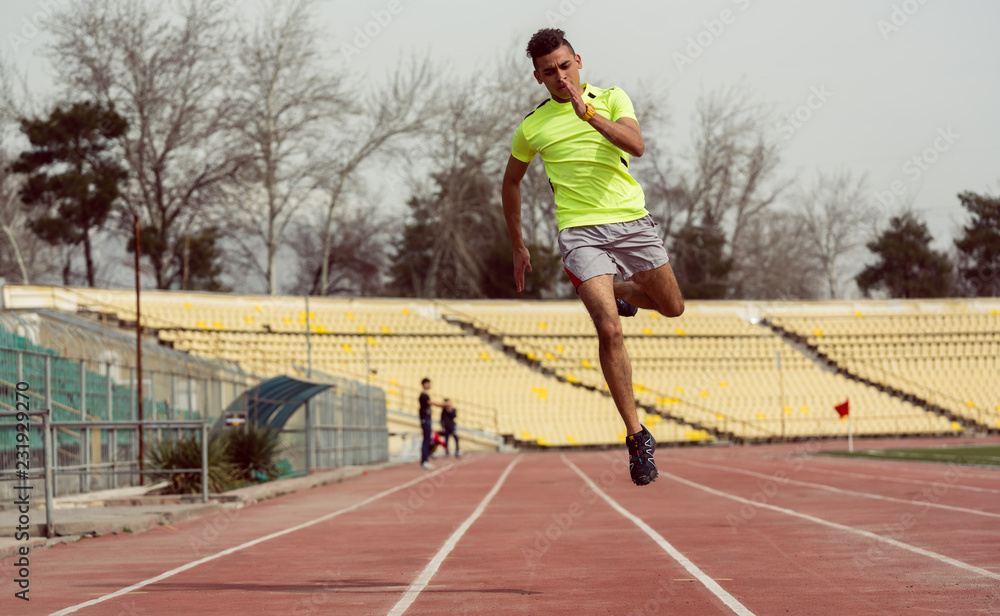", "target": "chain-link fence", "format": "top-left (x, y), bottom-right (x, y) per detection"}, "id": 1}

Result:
top-left (1, 309), bottom-right (250, 500)
top-left (223, 370), bottom-right (388, 473)
top-left (2, 309), bottom-right (390, 502)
